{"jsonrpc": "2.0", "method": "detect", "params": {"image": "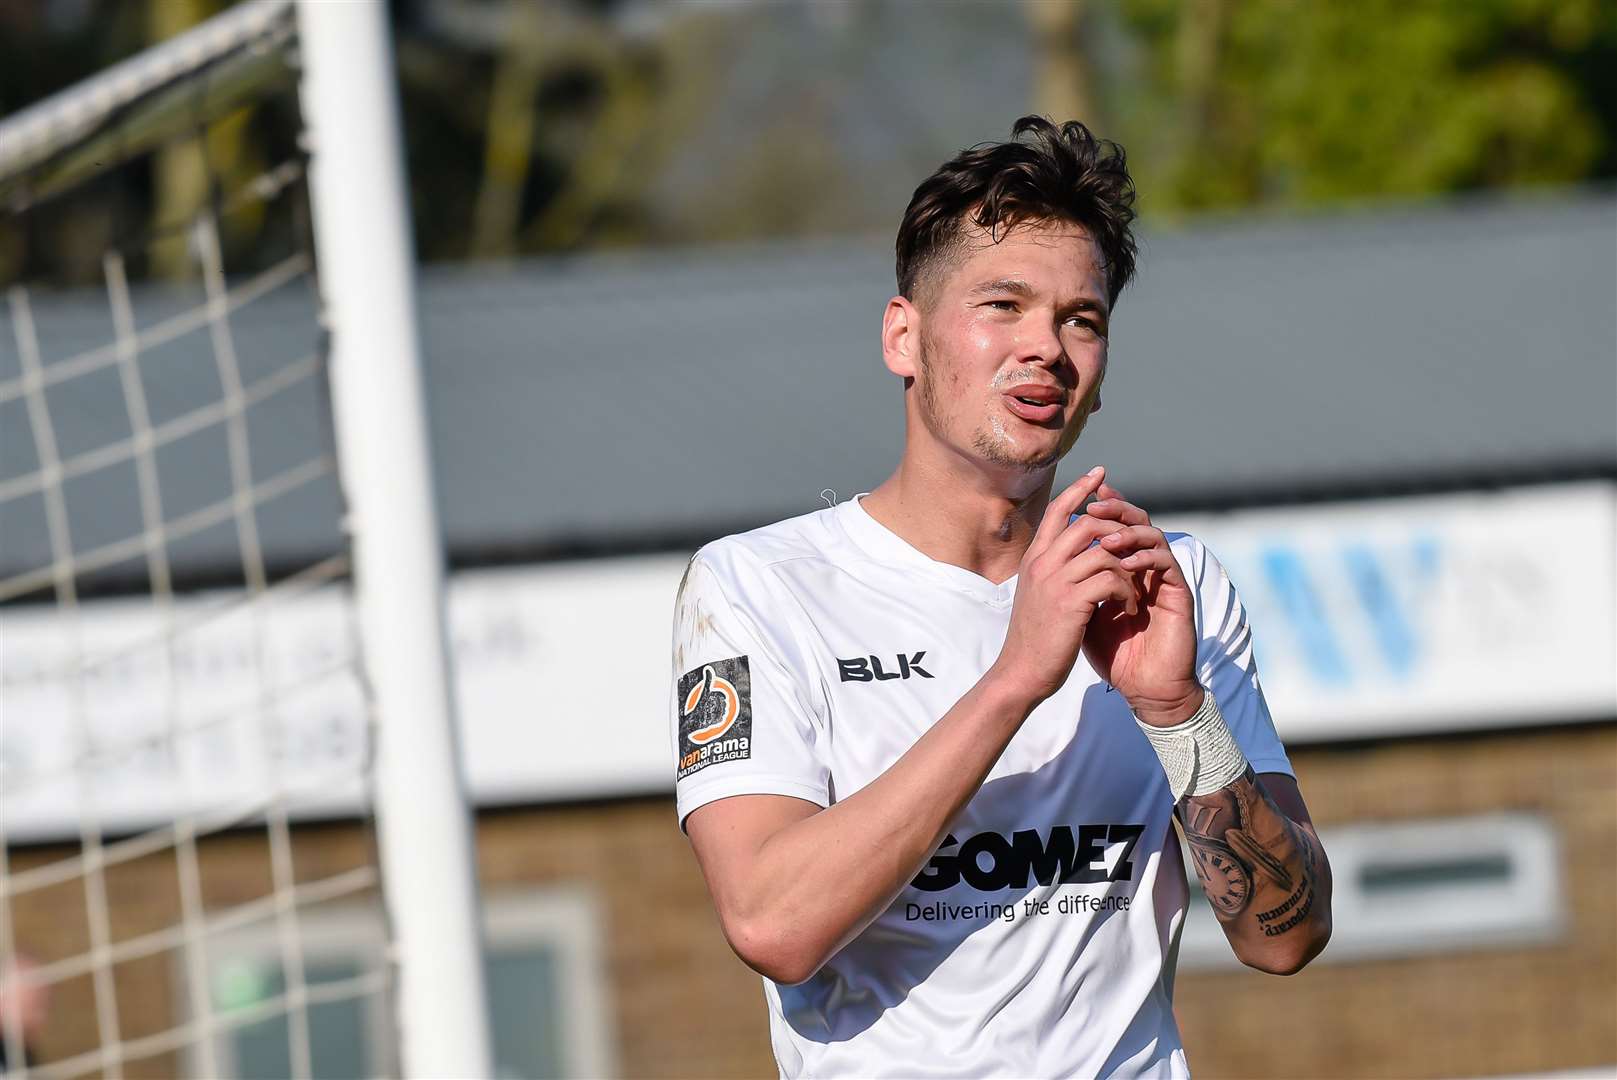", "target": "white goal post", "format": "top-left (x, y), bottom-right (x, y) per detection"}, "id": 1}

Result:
top-left (294, 4), bottom-right (493, 1076)
top-left (0, 1), bottom-right (493, 1076)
